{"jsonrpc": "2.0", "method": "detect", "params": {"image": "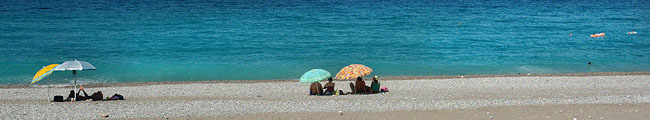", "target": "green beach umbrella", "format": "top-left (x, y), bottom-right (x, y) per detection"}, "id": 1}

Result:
top-left (300, 69), bottom-right (331, 83)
